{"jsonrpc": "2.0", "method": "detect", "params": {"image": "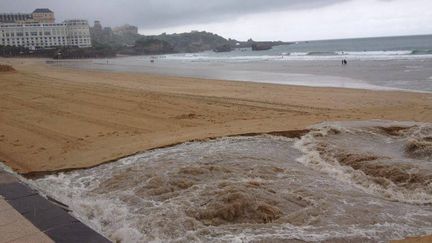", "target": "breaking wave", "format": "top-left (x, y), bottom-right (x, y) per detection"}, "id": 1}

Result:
top-left (289, 50), bottom-right (423, 57)
top-left (410, 49), bottom-right (432, 55)
top-left (294, 120), bottom-right (432, 204)
top-left (306, 51), bottom-right (339, 56)
top-left (161, 49), bottom-right (432, 62)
